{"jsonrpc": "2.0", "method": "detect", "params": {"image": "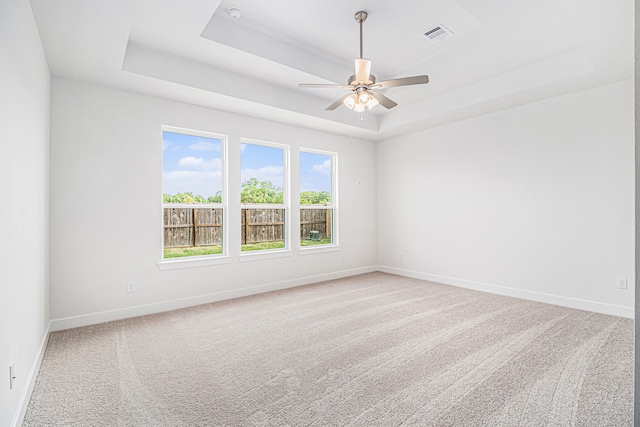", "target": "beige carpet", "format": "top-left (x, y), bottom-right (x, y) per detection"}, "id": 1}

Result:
top-left (23, 272), bottom-right (633, 426)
